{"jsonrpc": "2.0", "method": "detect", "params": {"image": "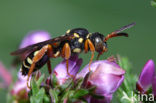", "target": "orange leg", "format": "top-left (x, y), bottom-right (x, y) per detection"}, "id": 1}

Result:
top-left (84, 40), bottom-right (89, 53)
top-left (47, 60), bottom-right (52, 74)
top-left (47, 59), bottom-right (52, 85)
top-left (84, 39), bottom-right (95, 71)
top-left (62, 43), bottom-right (71, 60)
top-left (89, 52), bottom-right (94, 71)
top-left (27, 63), bottom-right (35, 89)
top-left (27, 44), bottom-right (52, 89)
top-left (66, 59), bottom-right (72, 77)
top-left (62, 43), bottom-right (74, 78)
top-left (46, 45), bottom-right (53, 74)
